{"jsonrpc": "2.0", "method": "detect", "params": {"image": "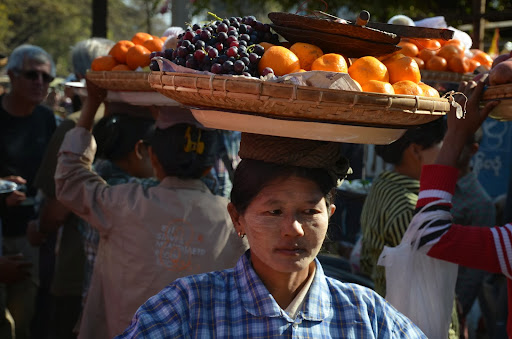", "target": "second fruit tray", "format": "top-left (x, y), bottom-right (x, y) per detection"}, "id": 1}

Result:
top-left (86, 71), bottom-right (153, 91)
top-left (482, 83), bottom-right (512, 121)
top-left (85, 70), bottom-right (180, 106)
